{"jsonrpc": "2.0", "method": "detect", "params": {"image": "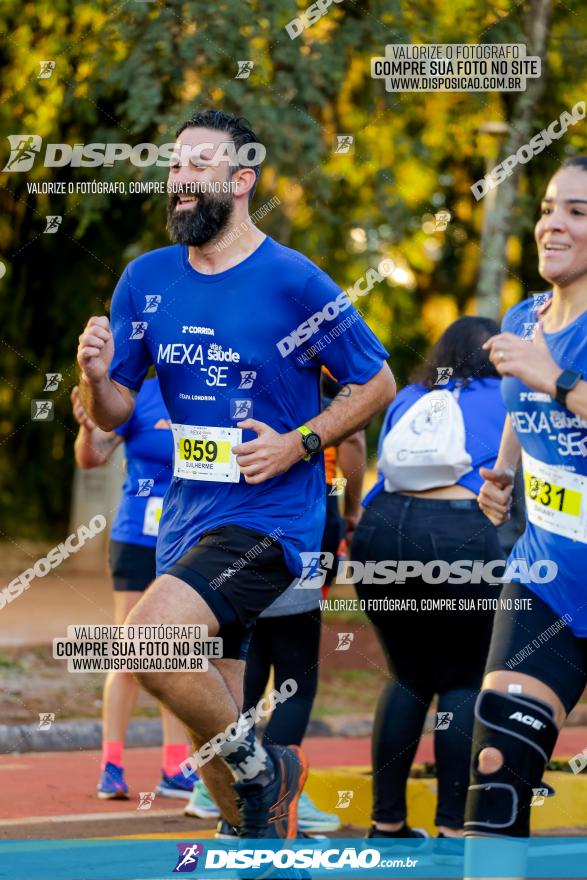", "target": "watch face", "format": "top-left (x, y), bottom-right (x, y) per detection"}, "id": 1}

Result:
top-left (558, 369), bottom-right (580, 391)
top-left (305, 432), bottom-right (321, 454)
